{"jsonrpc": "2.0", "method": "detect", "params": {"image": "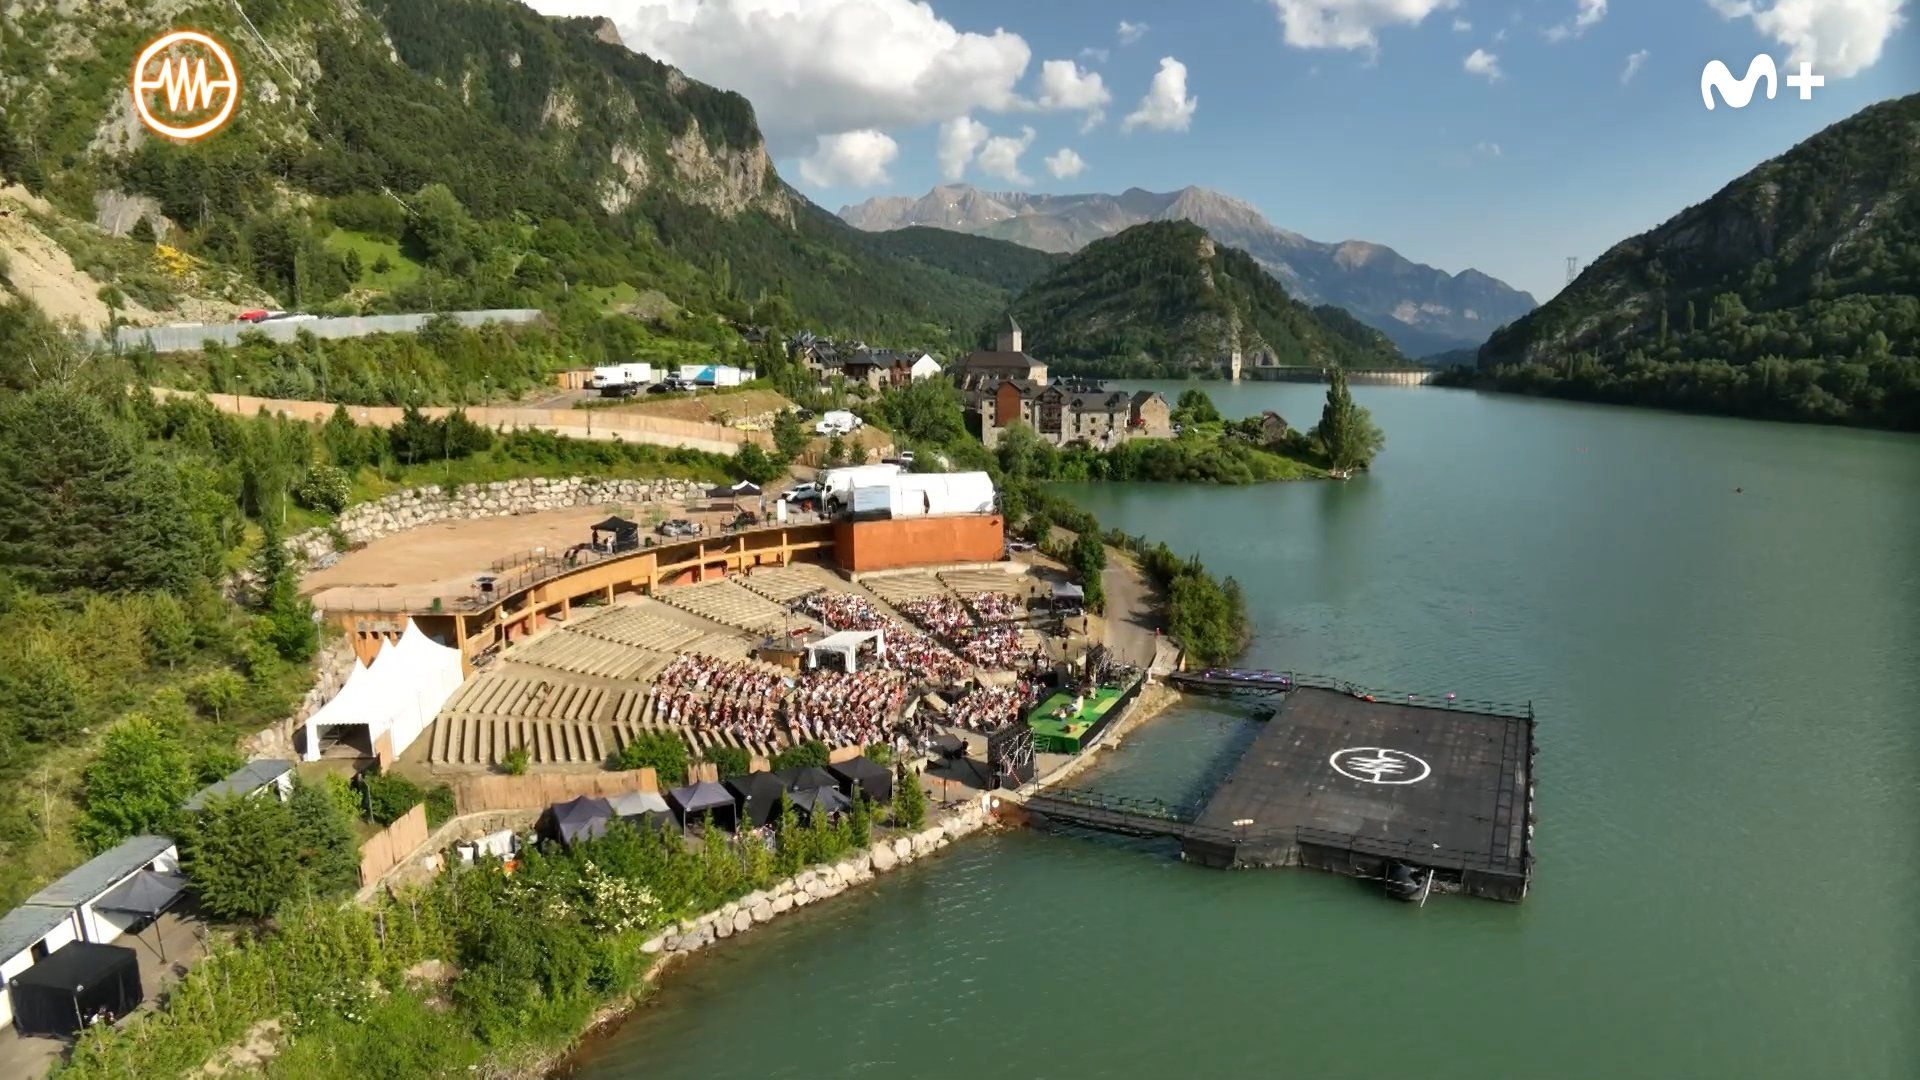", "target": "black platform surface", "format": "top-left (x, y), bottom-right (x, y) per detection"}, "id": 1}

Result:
top-left (1191, 687), bottom-right (1530, 875)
